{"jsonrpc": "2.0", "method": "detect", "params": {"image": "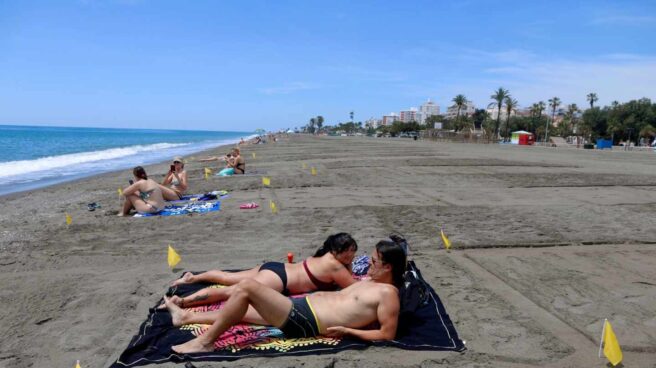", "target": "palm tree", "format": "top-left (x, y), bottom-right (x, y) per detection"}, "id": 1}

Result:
top-left (503, 97), bottom-right (519, 140)
top-left (309, 117), bottom-right (316, 134)
top-left (349, 111), bottom-right (354, 123)
top-left (546, 97), bottom-right (561, 144)
top-left (490, 87), bottom-right (510, 140)
top-left (586, 93), bottom-right (598, 109)
top-left (452, 94), bottom-right (467, 130)
top-left (565, 104), bottom-right (580, 134)
top-left (316, 116), bottom-right (324, 132)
